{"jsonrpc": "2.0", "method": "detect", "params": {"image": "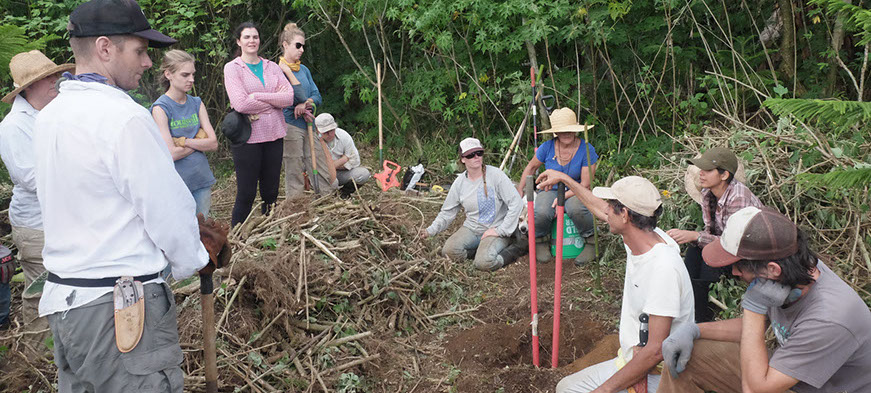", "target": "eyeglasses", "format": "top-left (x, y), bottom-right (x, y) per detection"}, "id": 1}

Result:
top-left (295, 42), bottom-right (305, 50)
top-left (462, 150), bottom-right (484, 159)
